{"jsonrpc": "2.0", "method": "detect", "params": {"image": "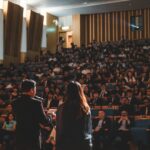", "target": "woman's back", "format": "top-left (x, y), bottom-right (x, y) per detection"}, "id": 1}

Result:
top-left (56, 81), bottom-right (92, 150)
top-left (56, 104), bottom-right (92, 150)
